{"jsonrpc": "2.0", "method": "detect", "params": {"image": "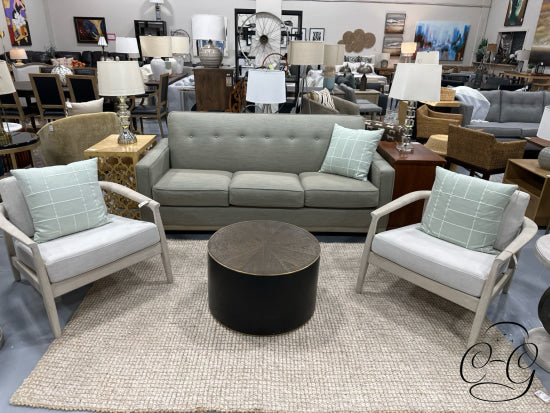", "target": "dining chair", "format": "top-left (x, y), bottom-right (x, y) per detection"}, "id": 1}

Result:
top-left (130, 72), bottom-right (169, 138)
top-left (66, 74), bottom-right (99, 102)
top-left (29, 73), bottom-right (67, 124)
top-left (74, 67), bottom-right (97, 76)
top-left (38, 66), bottom-right (54, 74)
top-left (0, 90), bottom-right (38, 131)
